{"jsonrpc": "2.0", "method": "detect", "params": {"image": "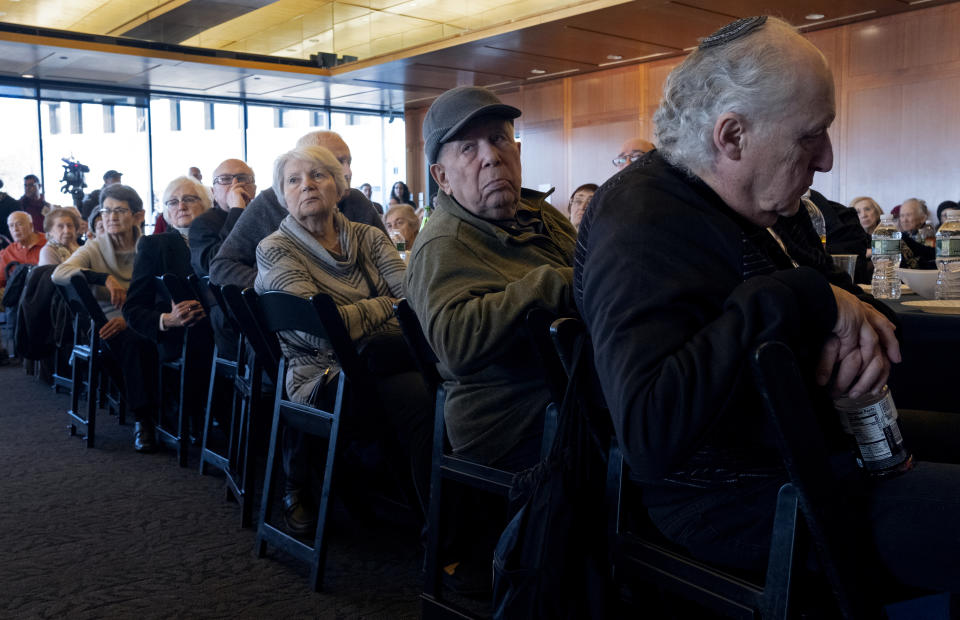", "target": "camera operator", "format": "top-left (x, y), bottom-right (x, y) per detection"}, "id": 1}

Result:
top-left (20, 174), bottom-right (51, 234)
top-left (82, 169), bottom-right (123, 221)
